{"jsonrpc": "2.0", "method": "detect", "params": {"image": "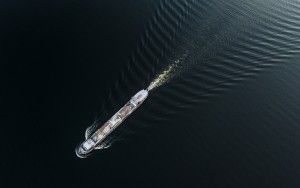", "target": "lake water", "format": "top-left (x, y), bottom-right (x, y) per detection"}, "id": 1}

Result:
top-left (2, 0), bottom-right (300, 187)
